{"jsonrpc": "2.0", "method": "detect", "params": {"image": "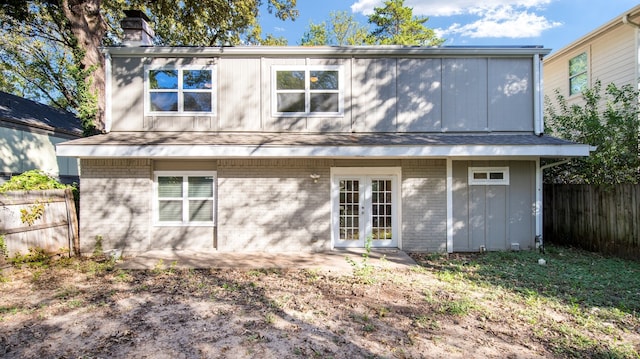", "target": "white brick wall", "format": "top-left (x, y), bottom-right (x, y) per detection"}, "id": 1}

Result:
top-left (79, 158), bottom-right (448, 253)
top-left (79, 159), bottom-right (152, 254)
top-left (401, 159), bottom-right (447, 252)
